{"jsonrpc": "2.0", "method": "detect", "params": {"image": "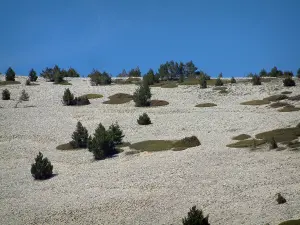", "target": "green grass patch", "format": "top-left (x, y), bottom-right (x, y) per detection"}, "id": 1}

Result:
top-left (278, 106), bottom-right (300, 112)
top-left (150, 100), bottom-right (169, 107)
top-left (54, 81), bottom-right (72, 85)
top-left (0, 81), bottom-right (21, 85)
top-left (278, 219), bottom-right (300, 225)
top-left (240, 100), bottom-right (270, 105)
top-left (270, 102), bottom-right (292, 108)
top-left (226, 139), bottom-right (266, 148)
top-left (255, 128), bottom-right (300, 143)
top-left (80, 94), bottom-right (103, 99)
top-left (281, 91), bottom-right (293, 95)
top-left (103, 93), bottom-right (133, 104)
top-left (161, 83), bottom-right (178, 88)
top-left (117, 142), bottom-right (131, 147)
top-left (232, 134), bottom-right (251, 140)
top-left (195, 103), bottom-right (217, 107)
top-left (56, 143), bottom-right (77, 150)
top-left (263, 94), bottom-right (288, 102)
top-left (130, 136), bottom-right (201, 152)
